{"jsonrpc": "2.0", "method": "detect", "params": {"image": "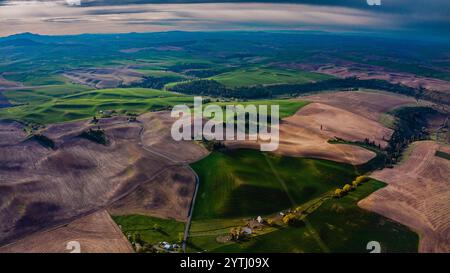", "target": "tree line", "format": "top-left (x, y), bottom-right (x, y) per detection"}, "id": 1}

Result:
top-left (168, 77), bottom-right (442, 103)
